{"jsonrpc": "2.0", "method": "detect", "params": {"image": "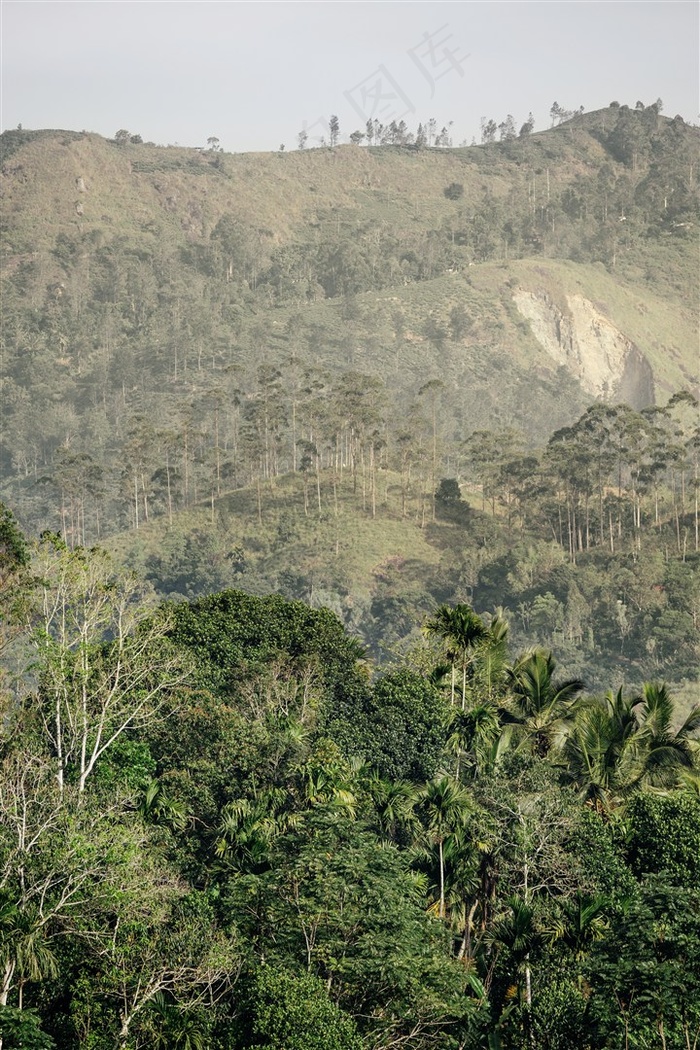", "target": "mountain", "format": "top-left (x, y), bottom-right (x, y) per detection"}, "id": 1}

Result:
top-left (1, 104), bottom-right (698, 689)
